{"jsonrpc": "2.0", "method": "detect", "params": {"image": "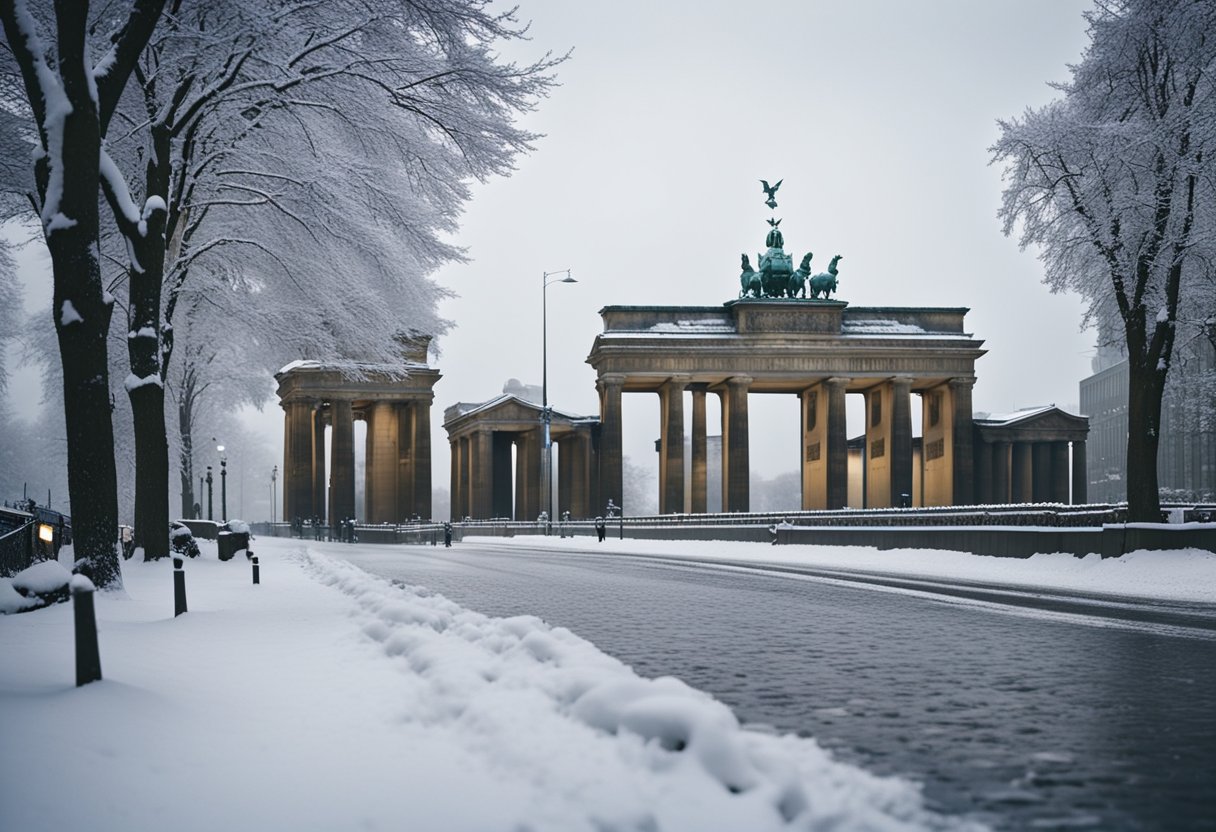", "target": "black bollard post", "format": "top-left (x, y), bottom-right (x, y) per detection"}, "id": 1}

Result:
top-left (252, 556), bottom-right (260, 585)
top-left (174, 557), bottom-right (188, 617)
top-left (72, 577), bottom-right (103, 686)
